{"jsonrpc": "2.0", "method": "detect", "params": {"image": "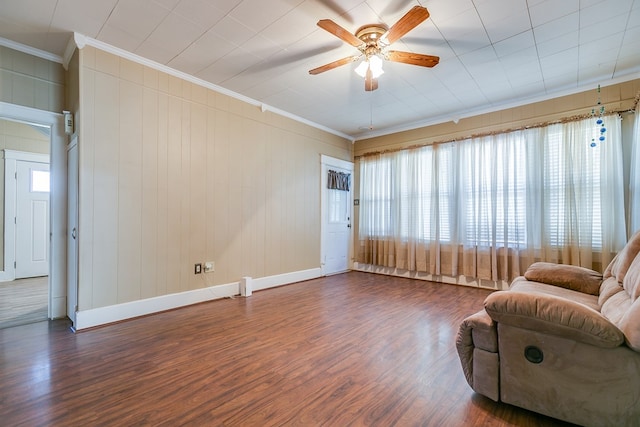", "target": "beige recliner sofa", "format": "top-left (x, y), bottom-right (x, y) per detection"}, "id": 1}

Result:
top-left (456, 231), bottom-right (640, 426)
